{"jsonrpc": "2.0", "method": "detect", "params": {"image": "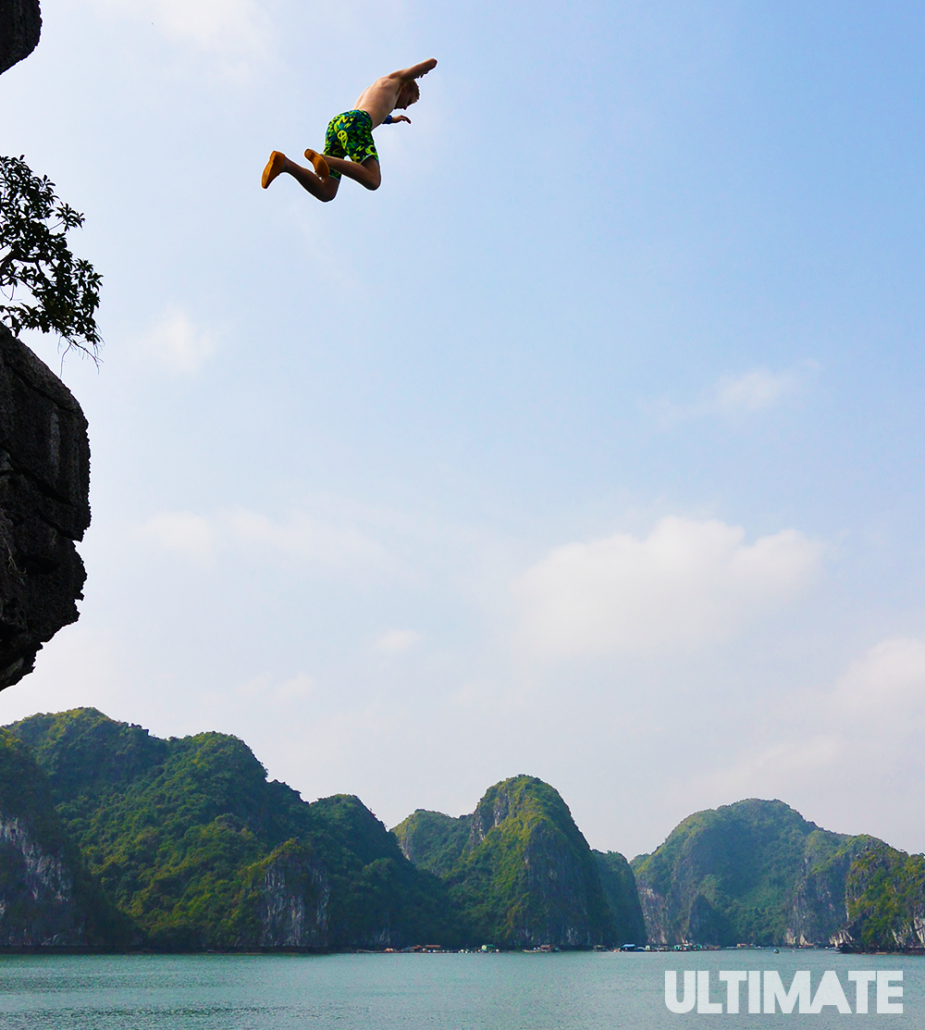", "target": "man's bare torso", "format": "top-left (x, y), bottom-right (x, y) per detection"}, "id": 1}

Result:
top-left (355, 75), bottom-right (404, 128)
